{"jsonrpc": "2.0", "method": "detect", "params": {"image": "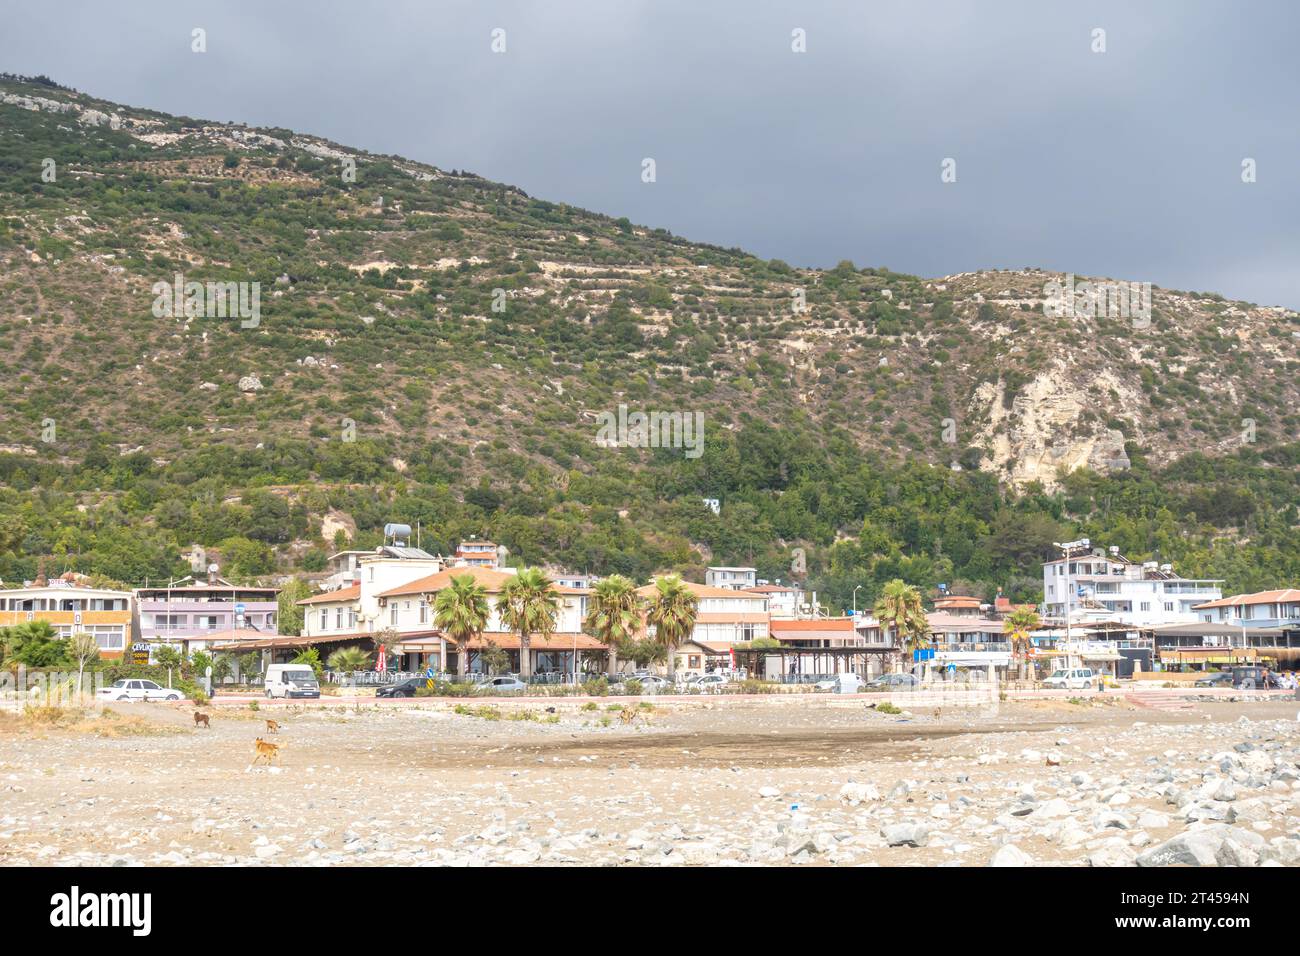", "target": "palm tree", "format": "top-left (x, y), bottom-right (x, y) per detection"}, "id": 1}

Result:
top-left (434, 573), bottom-right (490, 679)
top-left (583, 574), bottom-right (643, 677)
top-left (1003, 605), bottom-right (1041, 681)
top-left (644, 575), bottom-right (698, 682)
top-left (496, 567), bottom-right (559, 681)
top-left (873, 579), bottom-right (929, 667)
top-left (326, 646), bottom-right (372, 675)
